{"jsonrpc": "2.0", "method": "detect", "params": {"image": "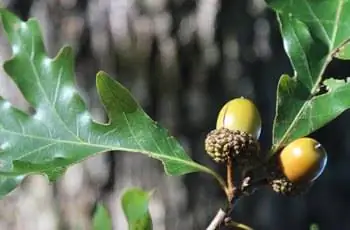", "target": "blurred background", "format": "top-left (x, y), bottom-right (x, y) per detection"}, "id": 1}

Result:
top-left (0, 0), bottom-right (349, 230)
